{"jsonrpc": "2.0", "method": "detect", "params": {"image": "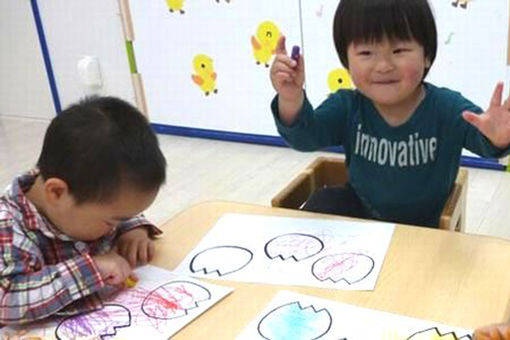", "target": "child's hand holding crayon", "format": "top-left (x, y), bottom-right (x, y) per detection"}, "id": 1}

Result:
top-left (270, 36), bottom-right (305, 126)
